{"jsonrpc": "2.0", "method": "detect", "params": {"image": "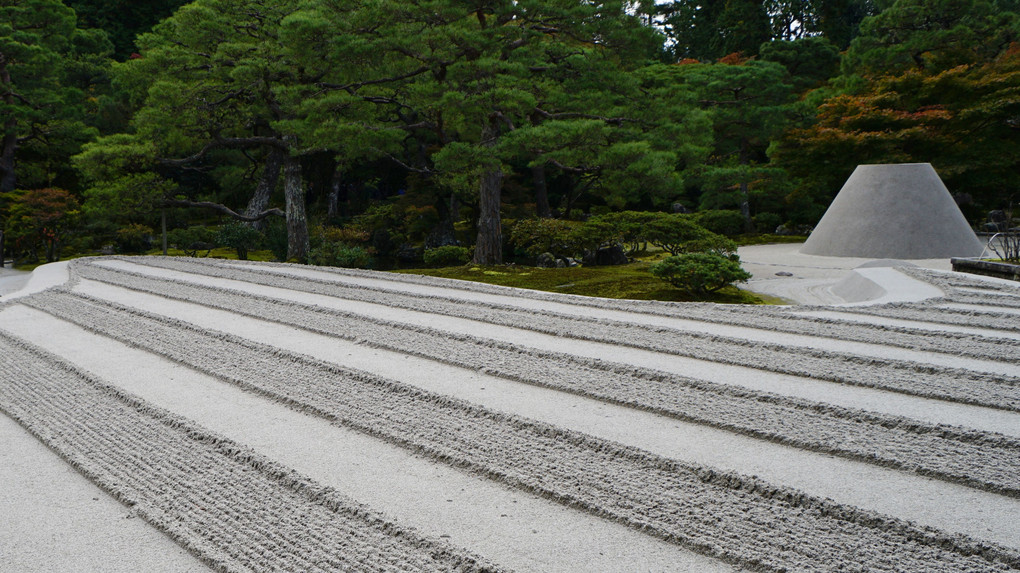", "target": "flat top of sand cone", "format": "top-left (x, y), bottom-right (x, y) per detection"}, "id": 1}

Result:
top-left (801, 163), bottom-right (984, 259)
